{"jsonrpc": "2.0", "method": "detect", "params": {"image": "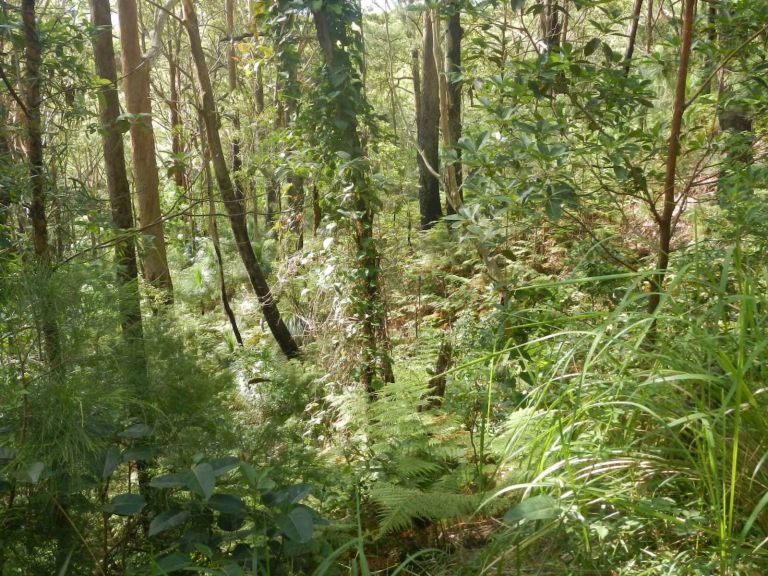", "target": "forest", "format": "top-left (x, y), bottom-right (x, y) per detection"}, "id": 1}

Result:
top-left (1, 0), bottom-right (768, 573)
